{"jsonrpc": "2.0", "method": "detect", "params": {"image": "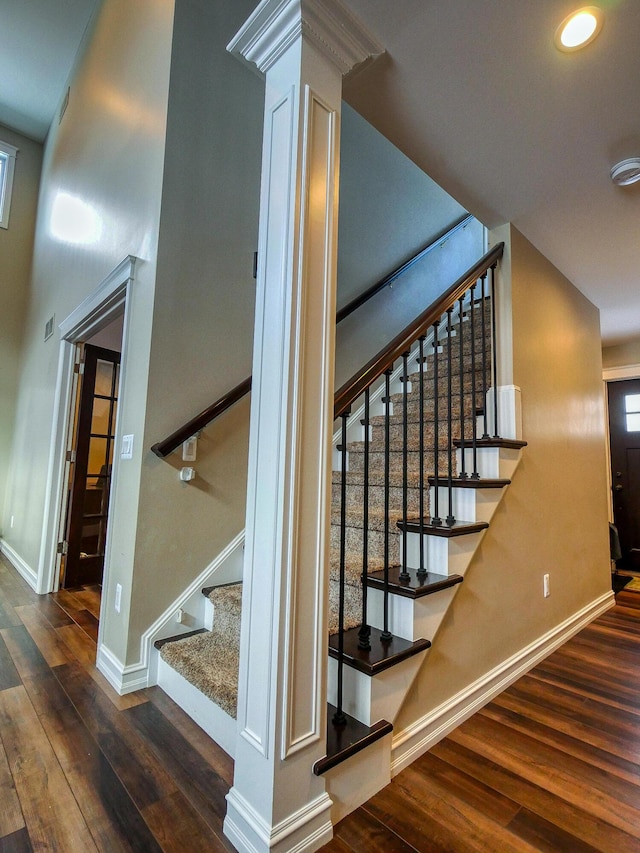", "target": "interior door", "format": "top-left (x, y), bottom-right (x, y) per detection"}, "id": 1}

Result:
top-left (608, 378), bottom-right (640, 572)
top-left (62, 344), bottom-right (120, 588)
